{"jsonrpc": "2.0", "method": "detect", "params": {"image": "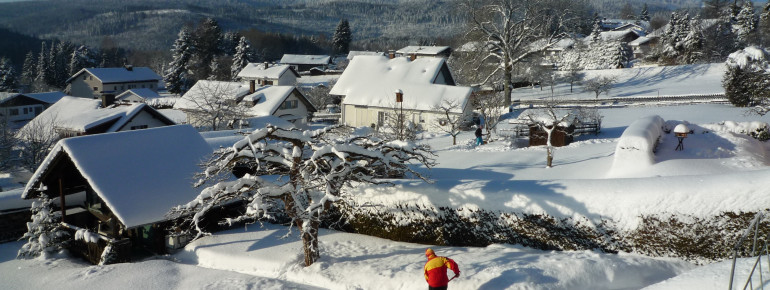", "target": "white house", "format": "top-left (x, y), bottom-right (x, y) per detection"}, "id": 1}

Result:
top-left (66, 66), bottom-right (162, 99)
top-left (174, 80), bottom-right (316, 128)
top-left (330, 55), bottom-right (473, 131)
top-left (236, 63), bottom-right (299, 86)
top-left (0, 91), bottom-right (66, 128)
top-left (17, 96), bottom-right (176, 140)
